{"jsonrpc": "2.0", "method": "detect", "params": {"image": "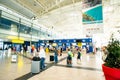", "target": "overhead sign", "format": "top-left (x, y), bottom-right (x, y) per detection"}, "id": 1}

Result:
top-left (7, 36), bottom-right (24, 44)
top-left (12, 39), bottom-right (24, 44)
